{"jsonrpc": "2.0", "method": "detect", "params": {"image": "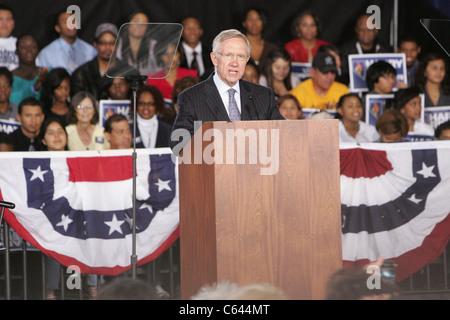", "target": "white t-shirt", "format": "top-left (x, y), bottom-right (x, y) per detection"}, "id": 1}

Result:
top-left (0, 36), bottom-right (18, 71)
top-left (412, 120), bottom-right (434, 136)
top-left (339, 121), bottom-right (380, 143)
